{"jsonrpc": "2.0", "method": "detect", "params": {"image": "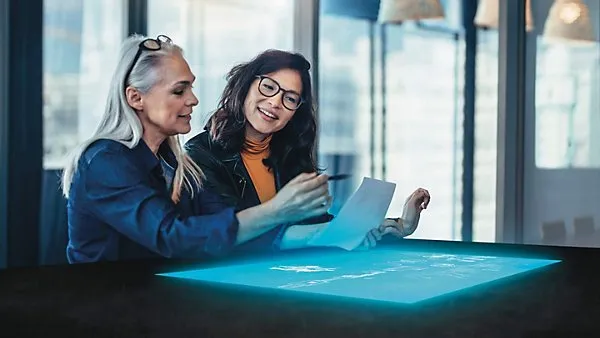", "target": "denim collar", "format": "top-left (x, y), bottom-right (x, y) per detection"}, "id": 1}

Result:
top-left (133, 139), bottom-right (178, 173)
